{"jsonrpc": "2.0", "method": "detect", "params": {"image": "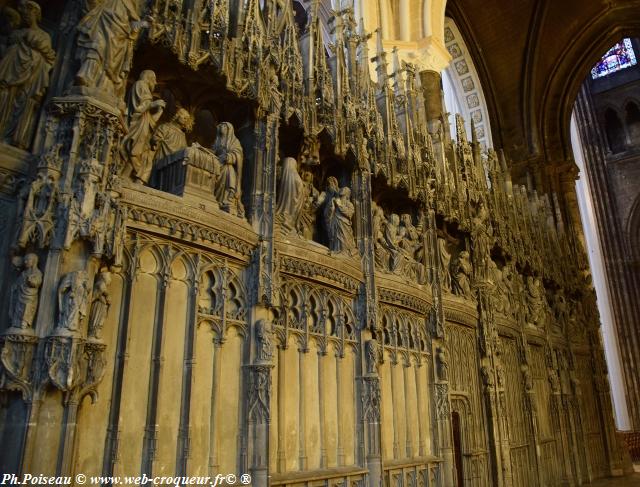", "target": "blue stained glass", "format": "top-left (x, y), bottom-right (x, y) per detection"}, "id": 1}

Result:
top-left (591, 38), bottom-right (637, 79)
